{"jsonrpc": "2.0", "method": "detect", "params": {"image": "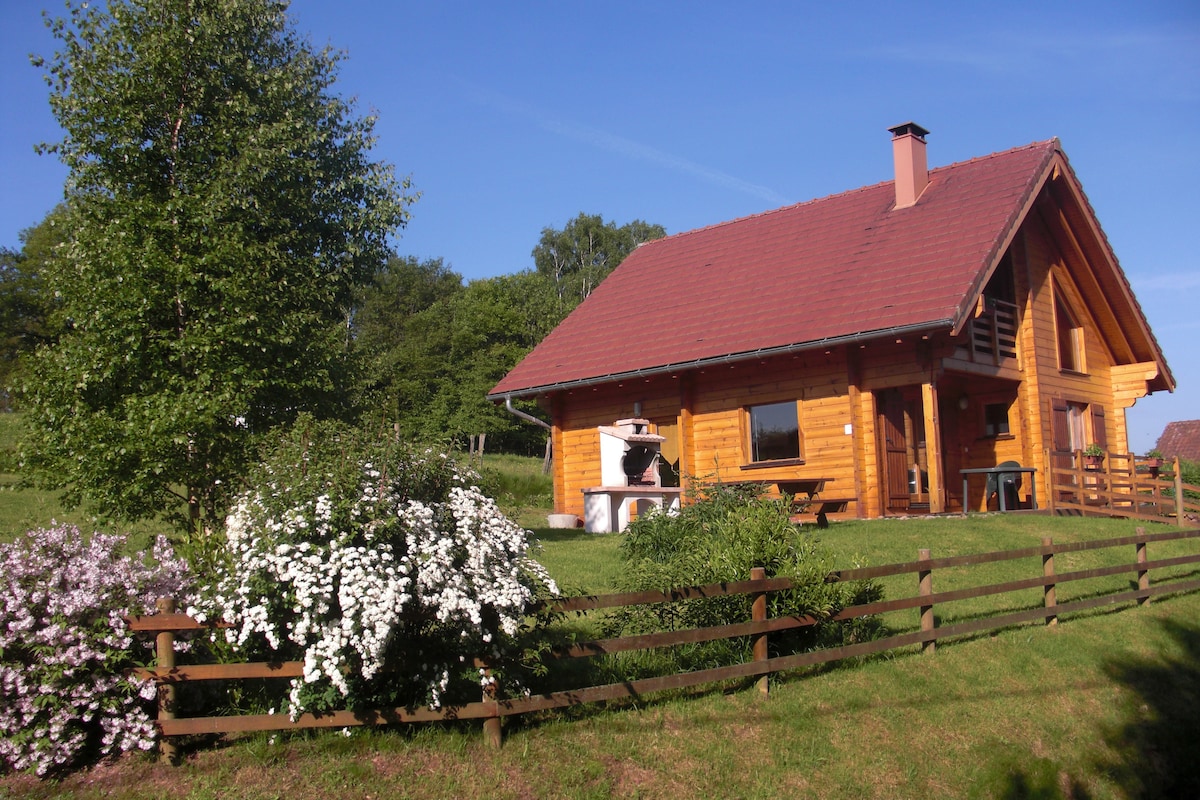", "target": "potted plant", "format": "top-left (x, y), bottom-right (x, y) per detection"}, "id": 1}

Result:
top-left (1082, 443), bottom-right (1105, 469)
top-left (1144, 449), bottom-right (1164, 477)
